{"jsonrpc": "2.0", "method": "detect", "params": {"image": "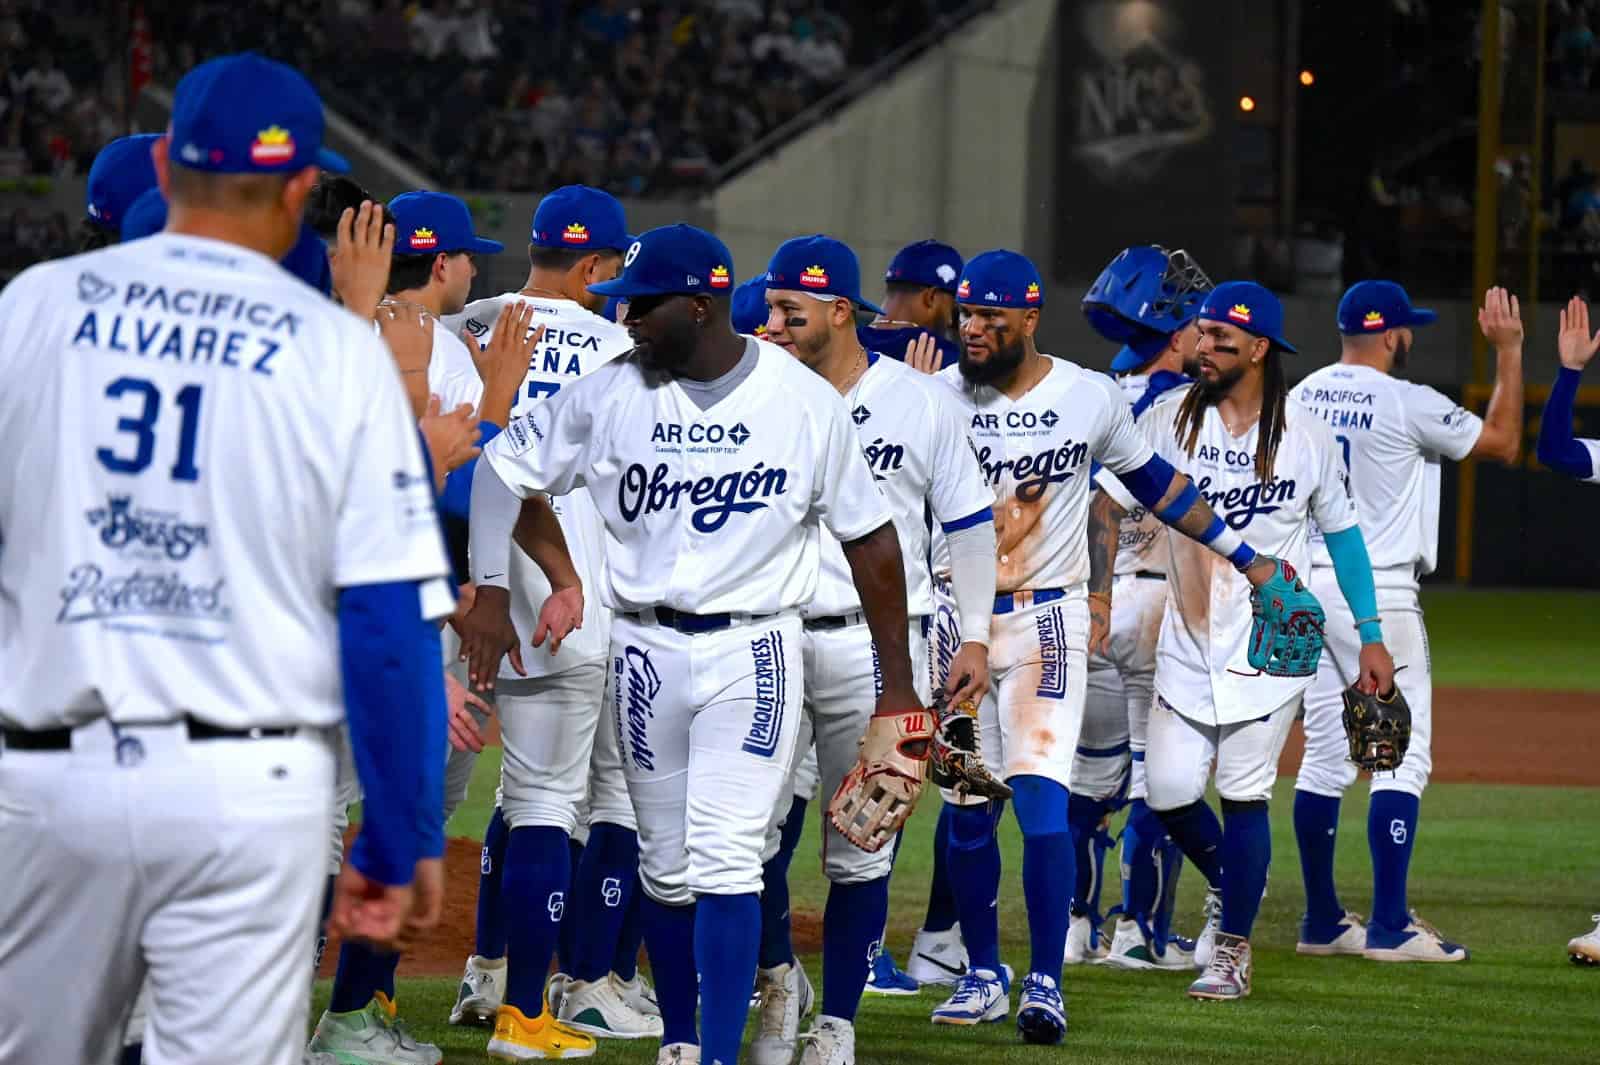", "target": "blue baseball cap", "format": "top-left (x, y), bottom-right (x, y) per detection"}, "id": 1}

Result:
top-left (885, 239), bottom-right (964, 293)
top-left (531, 185), bottom-right (632, 251)
top-left (1337, 280), bottom-right (1437, 335)
top-left (119, 186), bottom-right (168, 241)
top-left (957, 249), bottom-right (1044, 309)
top-left (85, 133), bottom-right (161, 228)
top-left (1197, 281), bottom-right (1297, 353)
top-left (765, 234), bottom-right (884, 315)
top-left (387, 191), bottom-right (503, 256)
top-left (1109, 325), bottom-right (1173, 374)
top-left (731, 276), bottom-right (770, 335)
top-left (168, 53), bottom-right (348, 175)
top-left (589, 223), bottom-right (736, 299)
top-left (281, 222), bottom-right (335, 296)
